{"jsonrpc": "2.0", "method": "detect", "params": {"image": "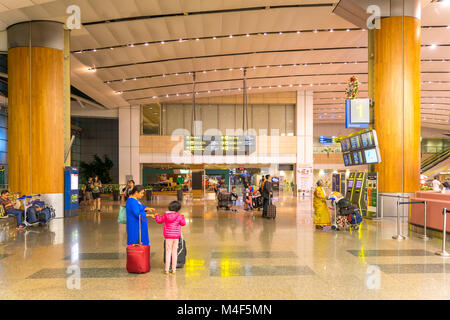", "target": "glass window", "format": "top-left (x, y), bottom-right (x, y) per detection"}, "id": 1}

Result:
top-left (218, 105), bottom-right (236, 134)
top-left (286, 104), bottom-right (295, 136)
top-left (269, 104), bottom-right (286, 135)
top-left (141, 104), bottom-right (161, 135)
top-left (165, 104), bottom-right (184, 136)
top-left (251, 104), bottom-right (269, 135)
